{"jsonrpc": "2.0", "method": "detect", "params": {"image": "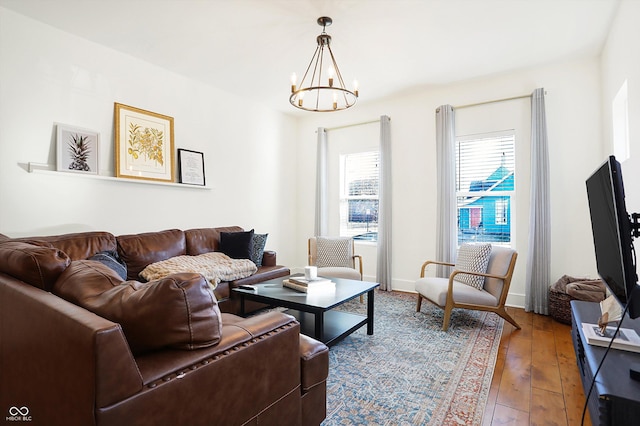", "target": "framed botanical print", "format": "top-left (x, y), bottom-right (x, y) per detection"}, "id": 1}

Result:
top-left (114, 103), bottom-right (175, 182)
top-left (178, 149), bottom-right (206, 186)
top-left (56, 123), bottom-right (99, 174)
